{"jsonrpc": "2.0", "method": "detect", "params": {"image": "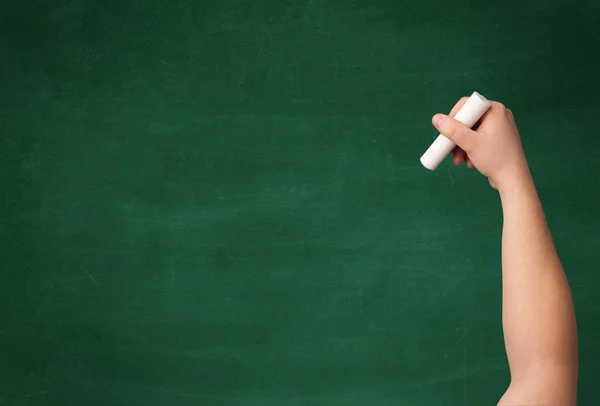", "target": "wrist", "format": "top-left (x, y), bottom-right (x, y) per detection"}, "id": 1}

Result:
top-left (496, 163), bottom-right (534, 198)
